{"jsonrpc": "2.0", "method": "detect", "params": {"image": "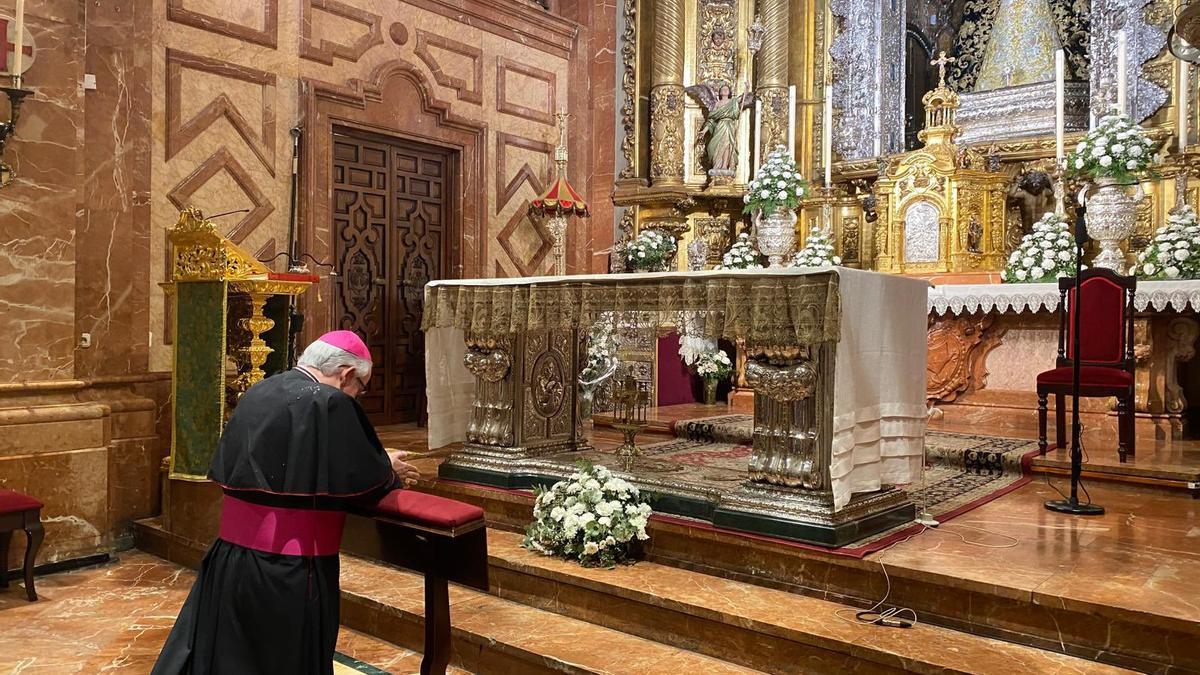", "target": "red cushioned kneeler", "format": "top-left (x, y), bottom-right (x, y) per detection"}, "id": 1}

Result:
top-left (1036, 269), bottom-right (1137, 462)
top-left (342, 489), bottom-right (488, 675)
top-left (0, 488), bottom-right (44, 602)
